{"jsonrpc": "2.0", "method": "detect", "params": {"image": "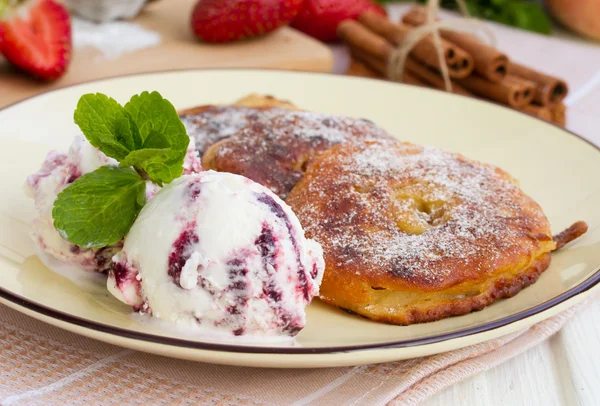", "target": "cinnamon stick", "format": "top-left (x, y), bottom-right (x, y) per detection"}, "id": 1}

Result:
top-left (456, 74), bottom-right (535, 108)
top-left (405, 57), bottom-right (474, 96)
top-left (504, 75), bottom-right (535, 106)
top-left (509, 63), bottom-right (568, 106)
top-left (349, 47), bottom-right (387, 76)
top-left (346, 59), bottom-right (383, 79)
top-left (549, 102), bottom-right (566, 126)
top-left (402, 6), bottom-right (508, 83)
top-left (357, 11), bottom-right (474, 79)
top-left (520, 103), bottom-right (553, 121)
top-left (337, 19), bottom-right (394, 62)
top-left (403, 71), bottom-right (432, 87)
top-left (349, 48), bottom-right (430, 88)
